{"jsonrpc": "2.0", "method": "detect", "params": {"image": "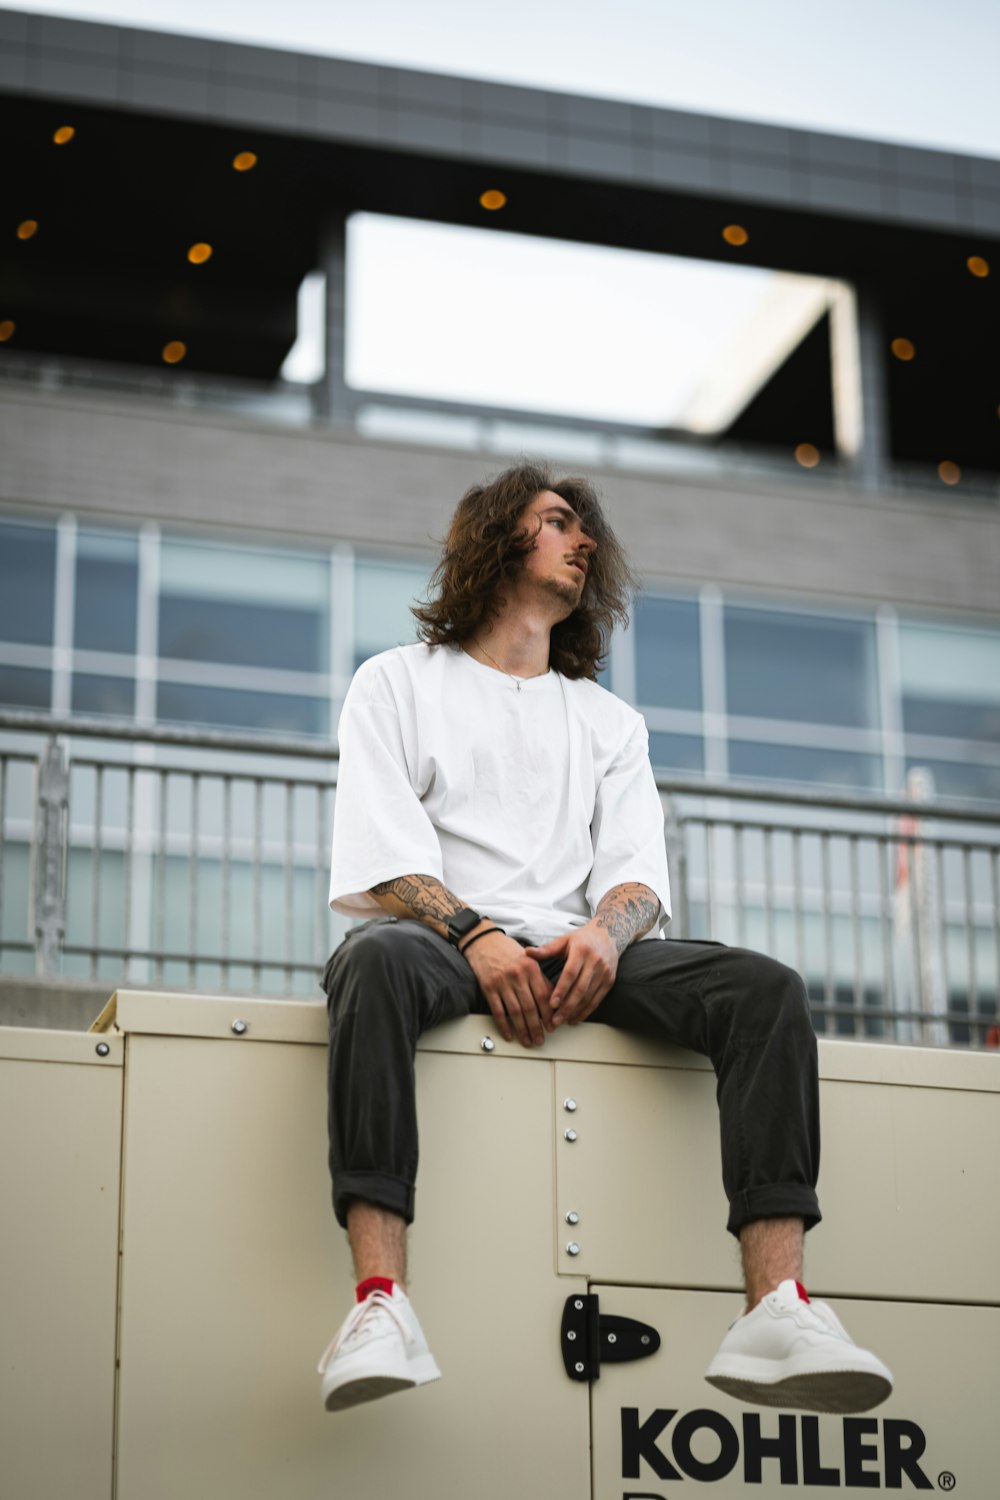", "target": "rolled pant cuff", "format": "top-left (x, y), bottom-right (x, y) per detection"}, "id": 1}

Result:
top-left (727, 1184), bottom-right (822, 1238)
top-left (333, 1170), bottom-right (415, 1230)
